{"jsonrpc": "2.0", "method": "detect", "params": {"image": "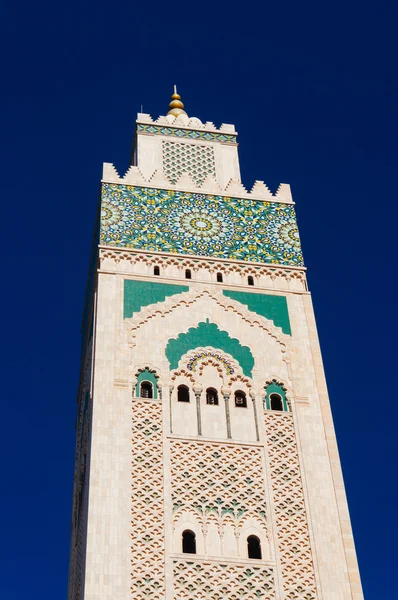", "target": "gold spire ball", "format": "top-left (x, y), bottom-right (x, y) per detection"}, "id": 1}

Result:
top-left (167, 85), bottom-right (187, 117)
